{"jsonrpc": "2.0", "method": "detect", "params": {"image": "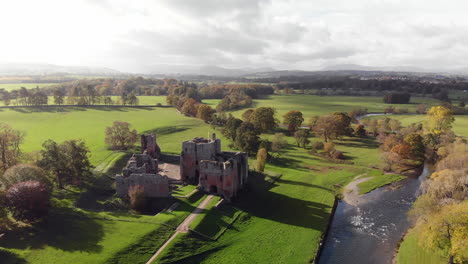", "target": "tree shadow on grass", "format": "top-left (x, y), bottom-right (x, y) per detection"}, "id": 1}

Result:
top-left (0, 249), bottom-right (27, 264)
top-left (335, 137), bottom-right (379, 149)
top-left (233, 173), bottom-right (332, 230)
top-left (143, 125), bottom-right (191, 136)
top-left (0, 208), bottom-right (105, 253)
top-left (275, 178), bottom-right (333, 192)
